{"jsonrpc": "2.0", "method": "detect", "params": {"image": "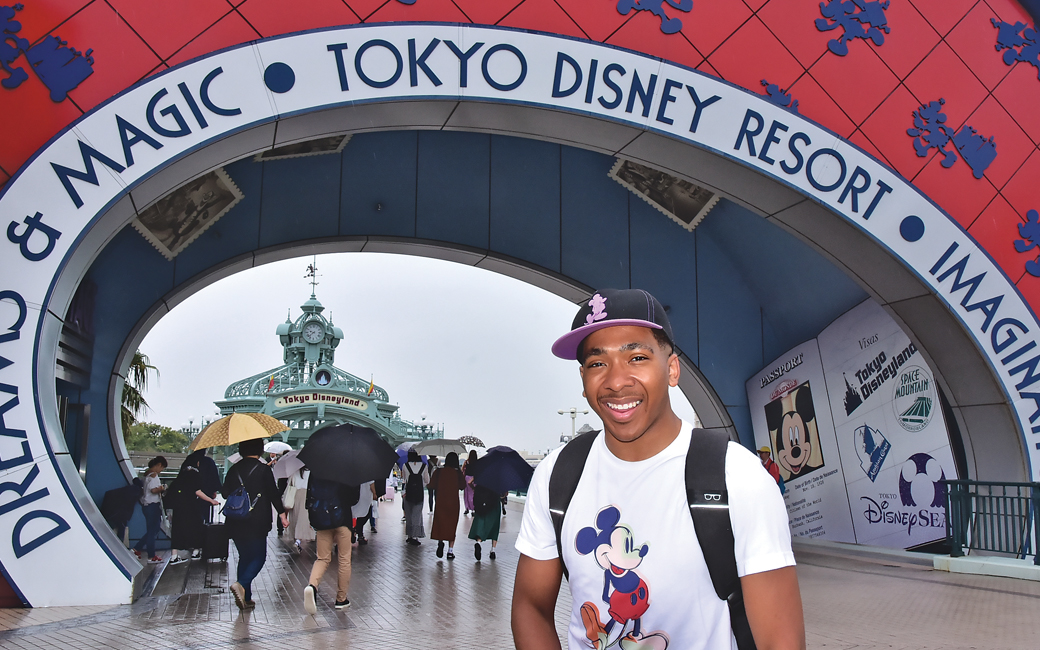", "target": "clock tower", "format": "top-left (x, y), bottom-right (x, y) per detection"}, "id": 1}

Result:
top-left (215, 261), bottom-right (444, 447)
